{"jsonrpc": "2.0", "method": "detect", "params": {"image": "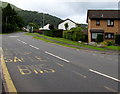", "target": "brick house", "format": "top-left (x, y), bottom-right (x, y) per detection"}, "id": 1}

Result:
top-left (87, 10), bottom-right (120, 43)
